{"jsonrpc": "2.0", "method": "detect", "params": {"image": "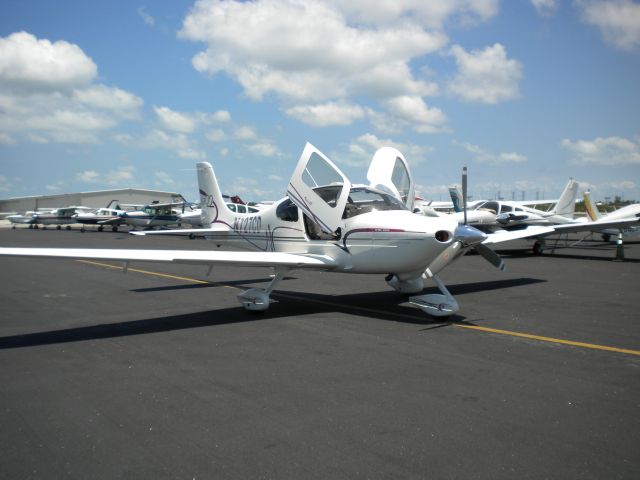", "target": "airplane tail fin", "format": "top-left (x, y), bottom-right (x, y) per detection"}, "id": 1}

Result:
top-left (197, 162), bottom-right (228, 227)
top-left (106, 200), bottom-right (122, 210)
top-left (582, 190), bottom-right (601, 222)
top-left (448, 186), bottom-right (463, 213)
top-left (552, 179), bottom-right (578, 217)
